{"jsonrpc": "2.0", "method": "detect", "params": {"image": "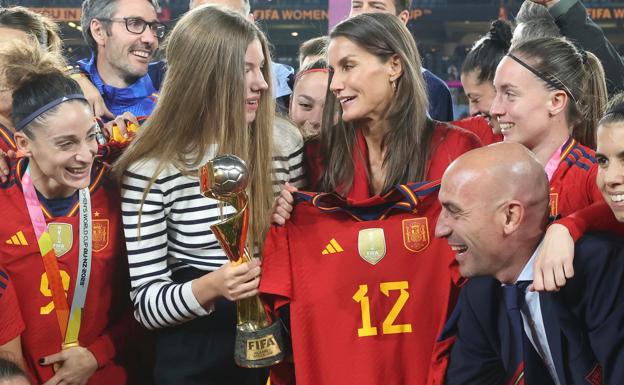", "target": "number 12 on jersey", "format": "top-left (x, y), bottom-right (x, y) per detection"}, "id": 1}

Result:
top-left (352, 281), bottom-right (412, 337)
